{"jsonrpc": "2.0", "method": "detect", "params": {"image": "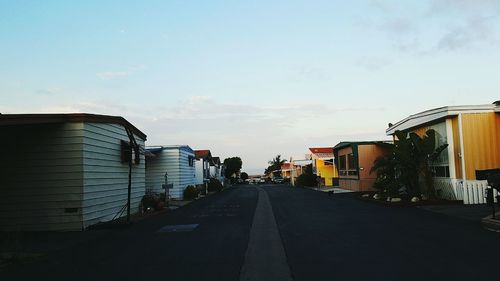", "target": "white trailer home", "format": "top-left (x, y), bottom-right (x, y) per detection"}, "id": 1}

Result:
top-left (194, 150), bottom-right (212, 186)
top-left (0, 114), bottom-right (147, 231)
top-left (209, 156), bottom-right (225, 183)
top-left (145, 145), bottom-right (197, 200)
